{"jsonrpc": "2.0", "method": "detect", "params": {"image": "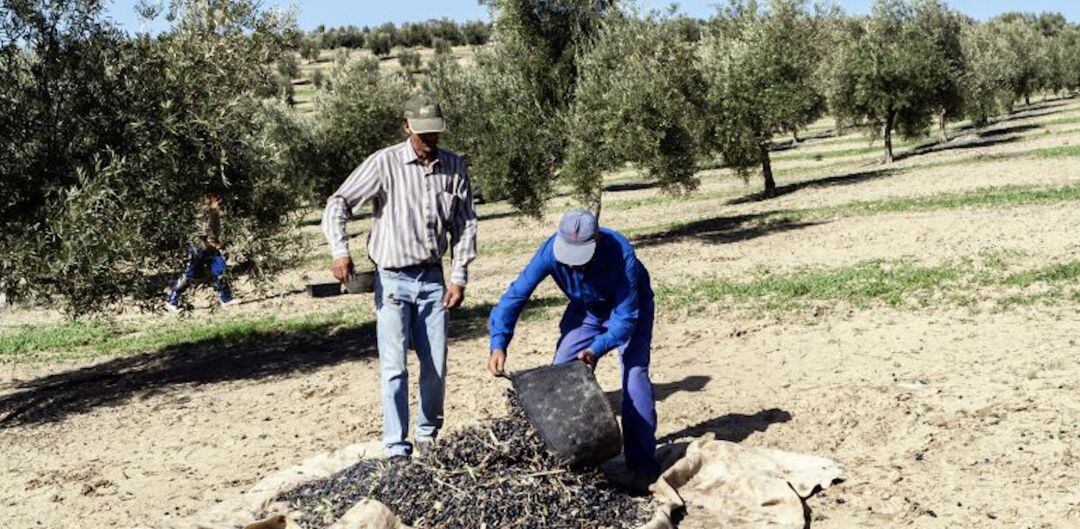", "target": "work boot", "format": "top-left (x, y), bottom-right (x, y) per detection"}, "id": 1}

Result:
top-left (165, 282), bottom-right (183, 312)
top-left (628, 469), bottom-right (659, 494)
top-left (214, 277), bottom-right (234, 306)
